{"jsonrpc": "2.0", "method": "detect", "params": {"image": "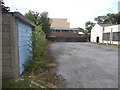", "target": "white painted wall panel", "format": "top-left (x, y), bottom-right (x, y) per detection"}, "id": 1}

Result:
top-left (91, 24), bottom-right (103, 43)
top-left (91, 24), bottom-right (120, 45)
